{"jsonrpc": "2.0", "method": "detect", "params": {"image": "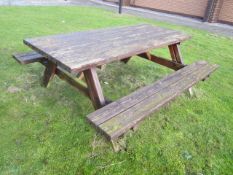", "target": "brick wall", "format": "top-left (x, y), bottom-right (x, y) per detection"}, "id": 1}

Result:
top-left (131, 0), bottom-right (209, 18)
top-left (103, 0), bottom-right (233, 25)
top-left (218, 0), bottom-right (233, 24)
